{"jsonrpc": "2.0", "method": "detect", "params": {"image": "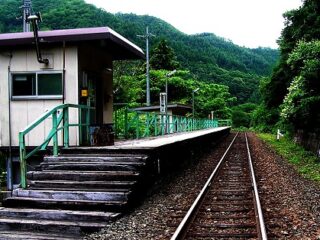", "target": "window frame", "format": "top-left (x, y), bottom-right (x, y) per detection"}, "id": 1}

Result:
top-left (11, 71), bottom-right (63, 100)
